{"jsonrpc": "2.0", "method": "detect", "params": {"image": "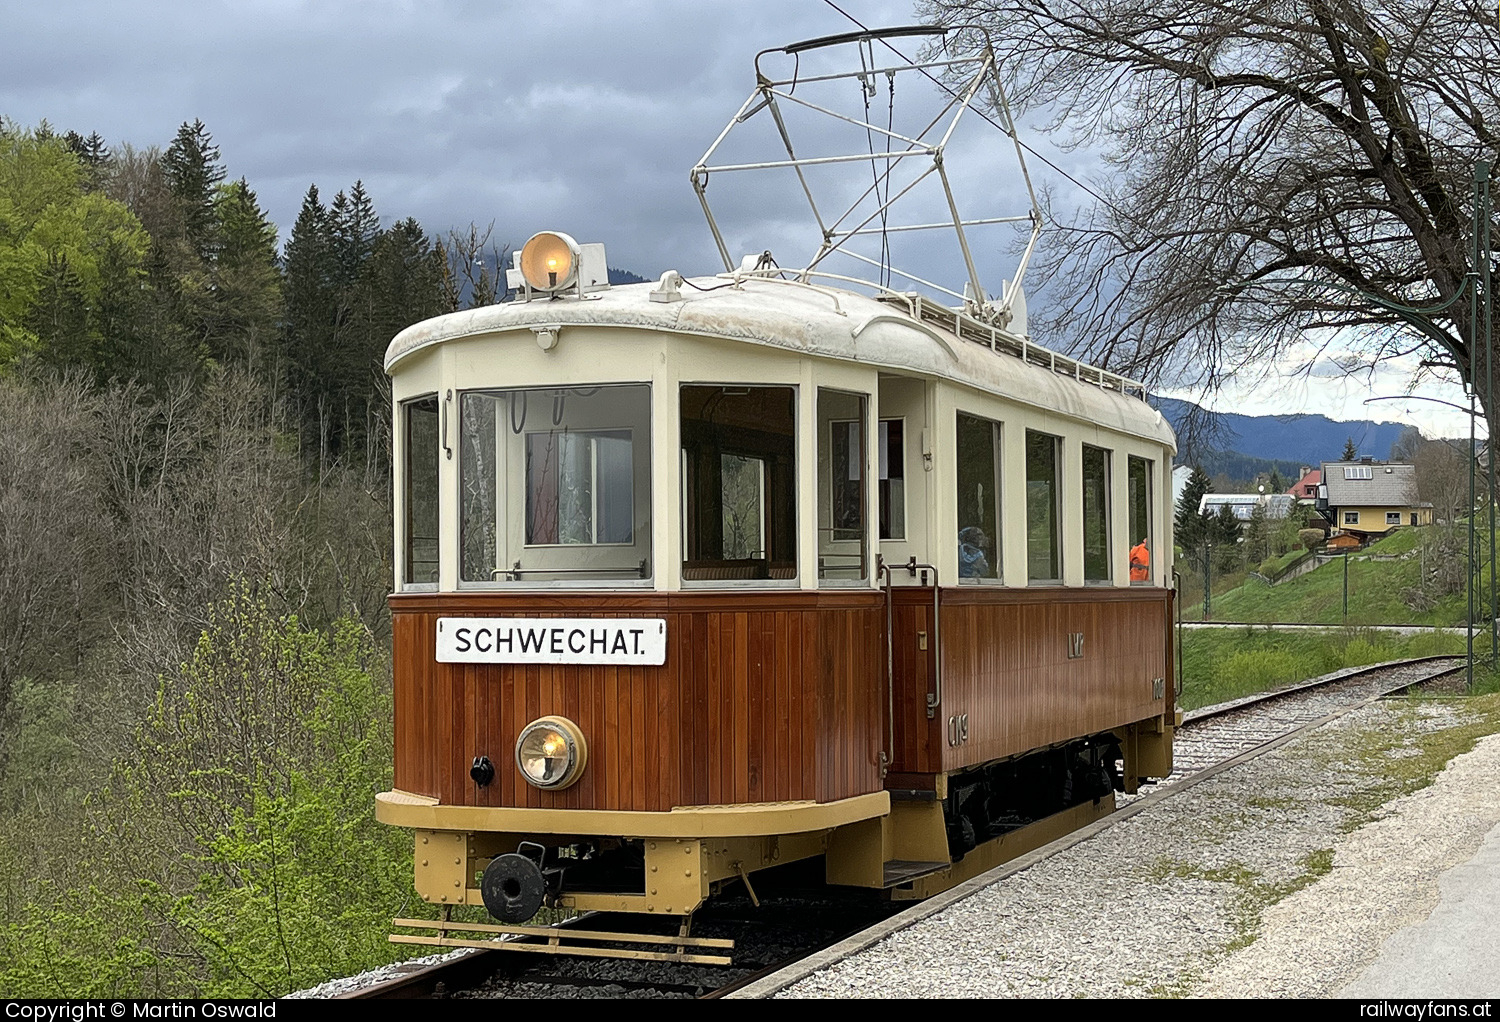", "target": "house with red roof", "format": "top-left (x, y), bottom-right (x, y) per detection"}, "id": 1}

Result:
top-left (1288, 466), bottom-right (1322, 502)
